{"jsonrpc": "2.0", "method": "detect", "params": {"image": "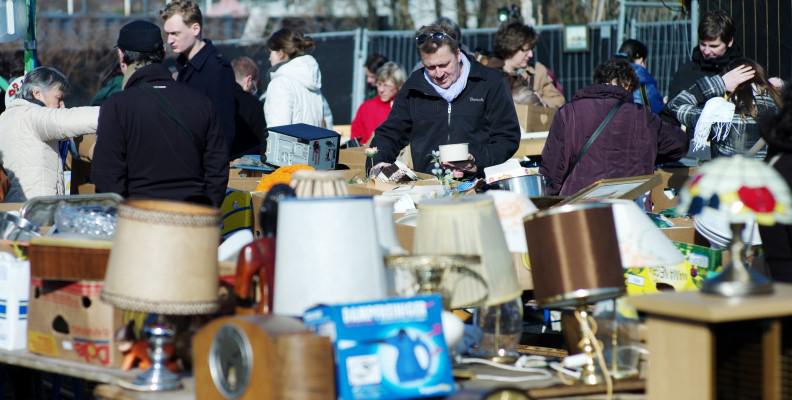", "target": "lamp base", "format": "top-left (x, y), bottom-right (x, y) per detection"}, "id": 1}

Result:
top-left (701, 264), bottom-right (774, 297)
top-left (117, 322), bottom-right (183, 392)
